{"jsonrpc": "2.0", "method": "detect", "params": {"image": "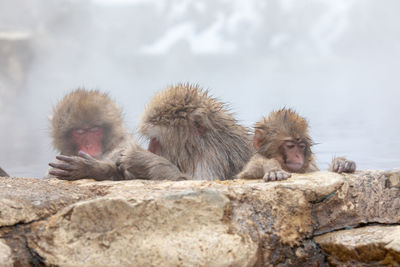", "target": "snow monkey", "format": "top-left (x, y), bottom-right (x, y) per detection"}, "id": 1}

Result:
top-left (118, 83), bottom-right (254, 181)
top-left (237, 108), bottom-right (356, 182)
top-left (48, 89), bottom-right (134, 181)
